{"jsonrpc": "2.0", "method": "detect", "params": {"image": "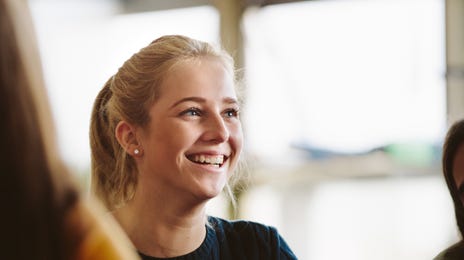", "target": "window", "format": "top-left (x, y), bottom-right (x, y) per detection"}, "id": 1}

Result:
top-left (243, 0), bottom-right (446, 161)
